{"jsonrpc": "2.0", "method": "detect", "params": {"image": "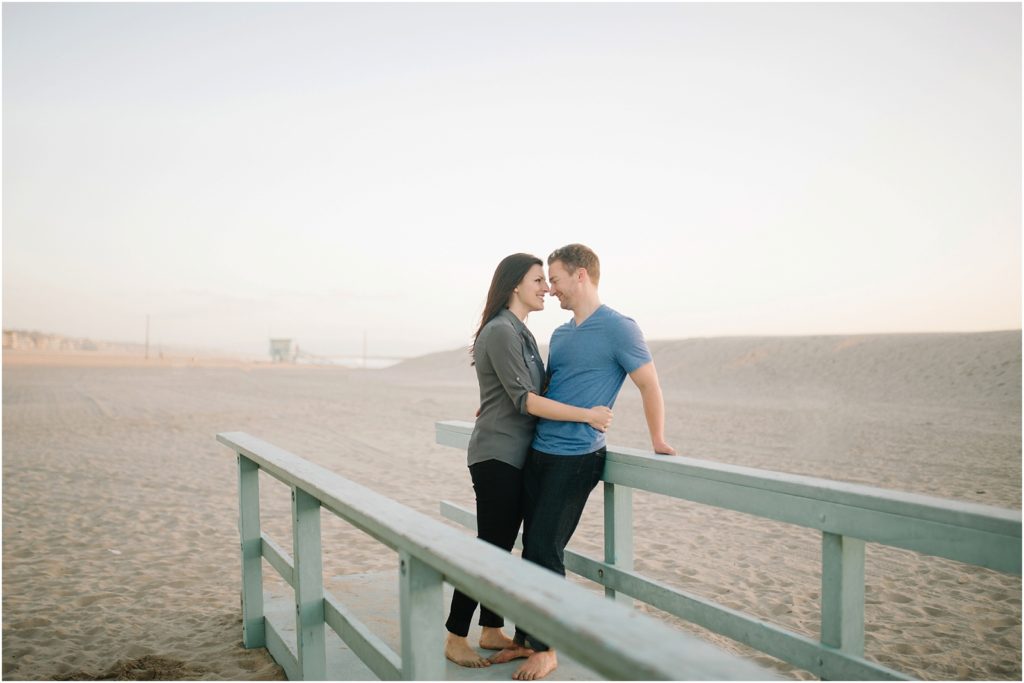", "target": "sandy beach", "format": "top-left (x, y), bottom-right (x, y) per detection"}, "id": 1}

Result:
top-left (2, 331), bottom-right (1020, 680)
